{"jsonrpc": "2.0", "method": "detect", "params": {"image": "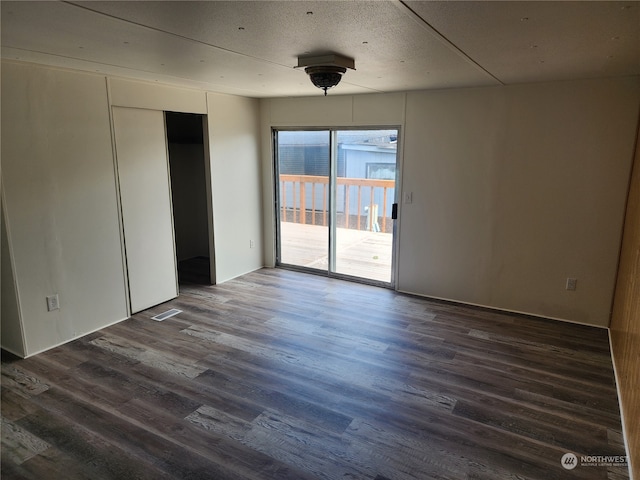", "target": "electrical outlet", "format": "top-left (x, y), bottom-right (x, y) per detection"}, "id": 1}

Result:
top-left (566, 278), bottom-right (577, 291)
top-left (46, 294), bottom-right (60, 311)
top-left (249, 239), bottom-right (255, 249)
